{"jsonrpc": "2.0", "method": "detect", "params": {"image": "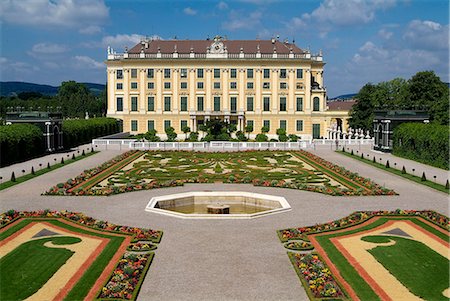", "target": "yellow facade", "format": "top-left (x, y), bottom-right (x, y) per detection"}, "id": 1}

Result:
top-left (105, 38), bottom-right (349, 139)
